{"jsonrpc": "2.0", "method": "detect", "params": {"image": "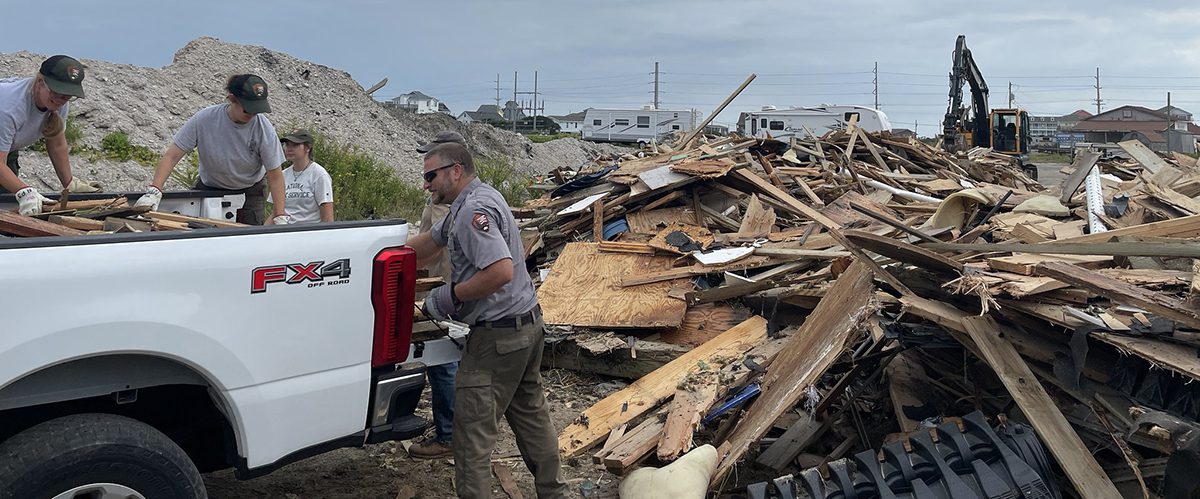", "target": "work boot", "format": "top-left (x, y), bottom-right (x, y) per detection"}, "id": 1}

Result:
top-left (408, 437), bottom-right (453, 459)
